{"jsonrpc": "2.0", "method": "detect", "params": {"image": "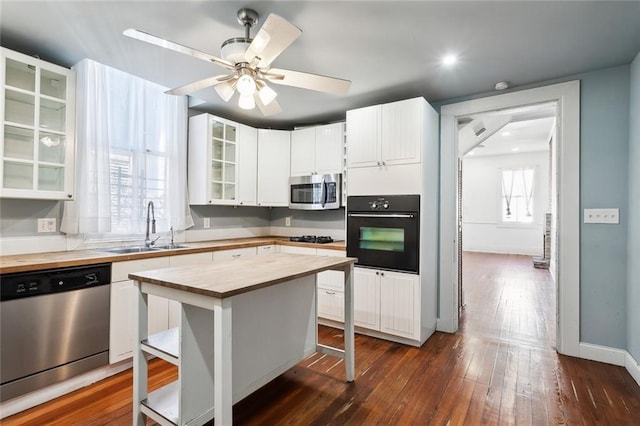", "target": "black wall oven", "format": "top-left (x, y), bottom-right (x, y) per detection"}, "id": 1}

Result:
top-left (347, 195), bottom-right (420, 273)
